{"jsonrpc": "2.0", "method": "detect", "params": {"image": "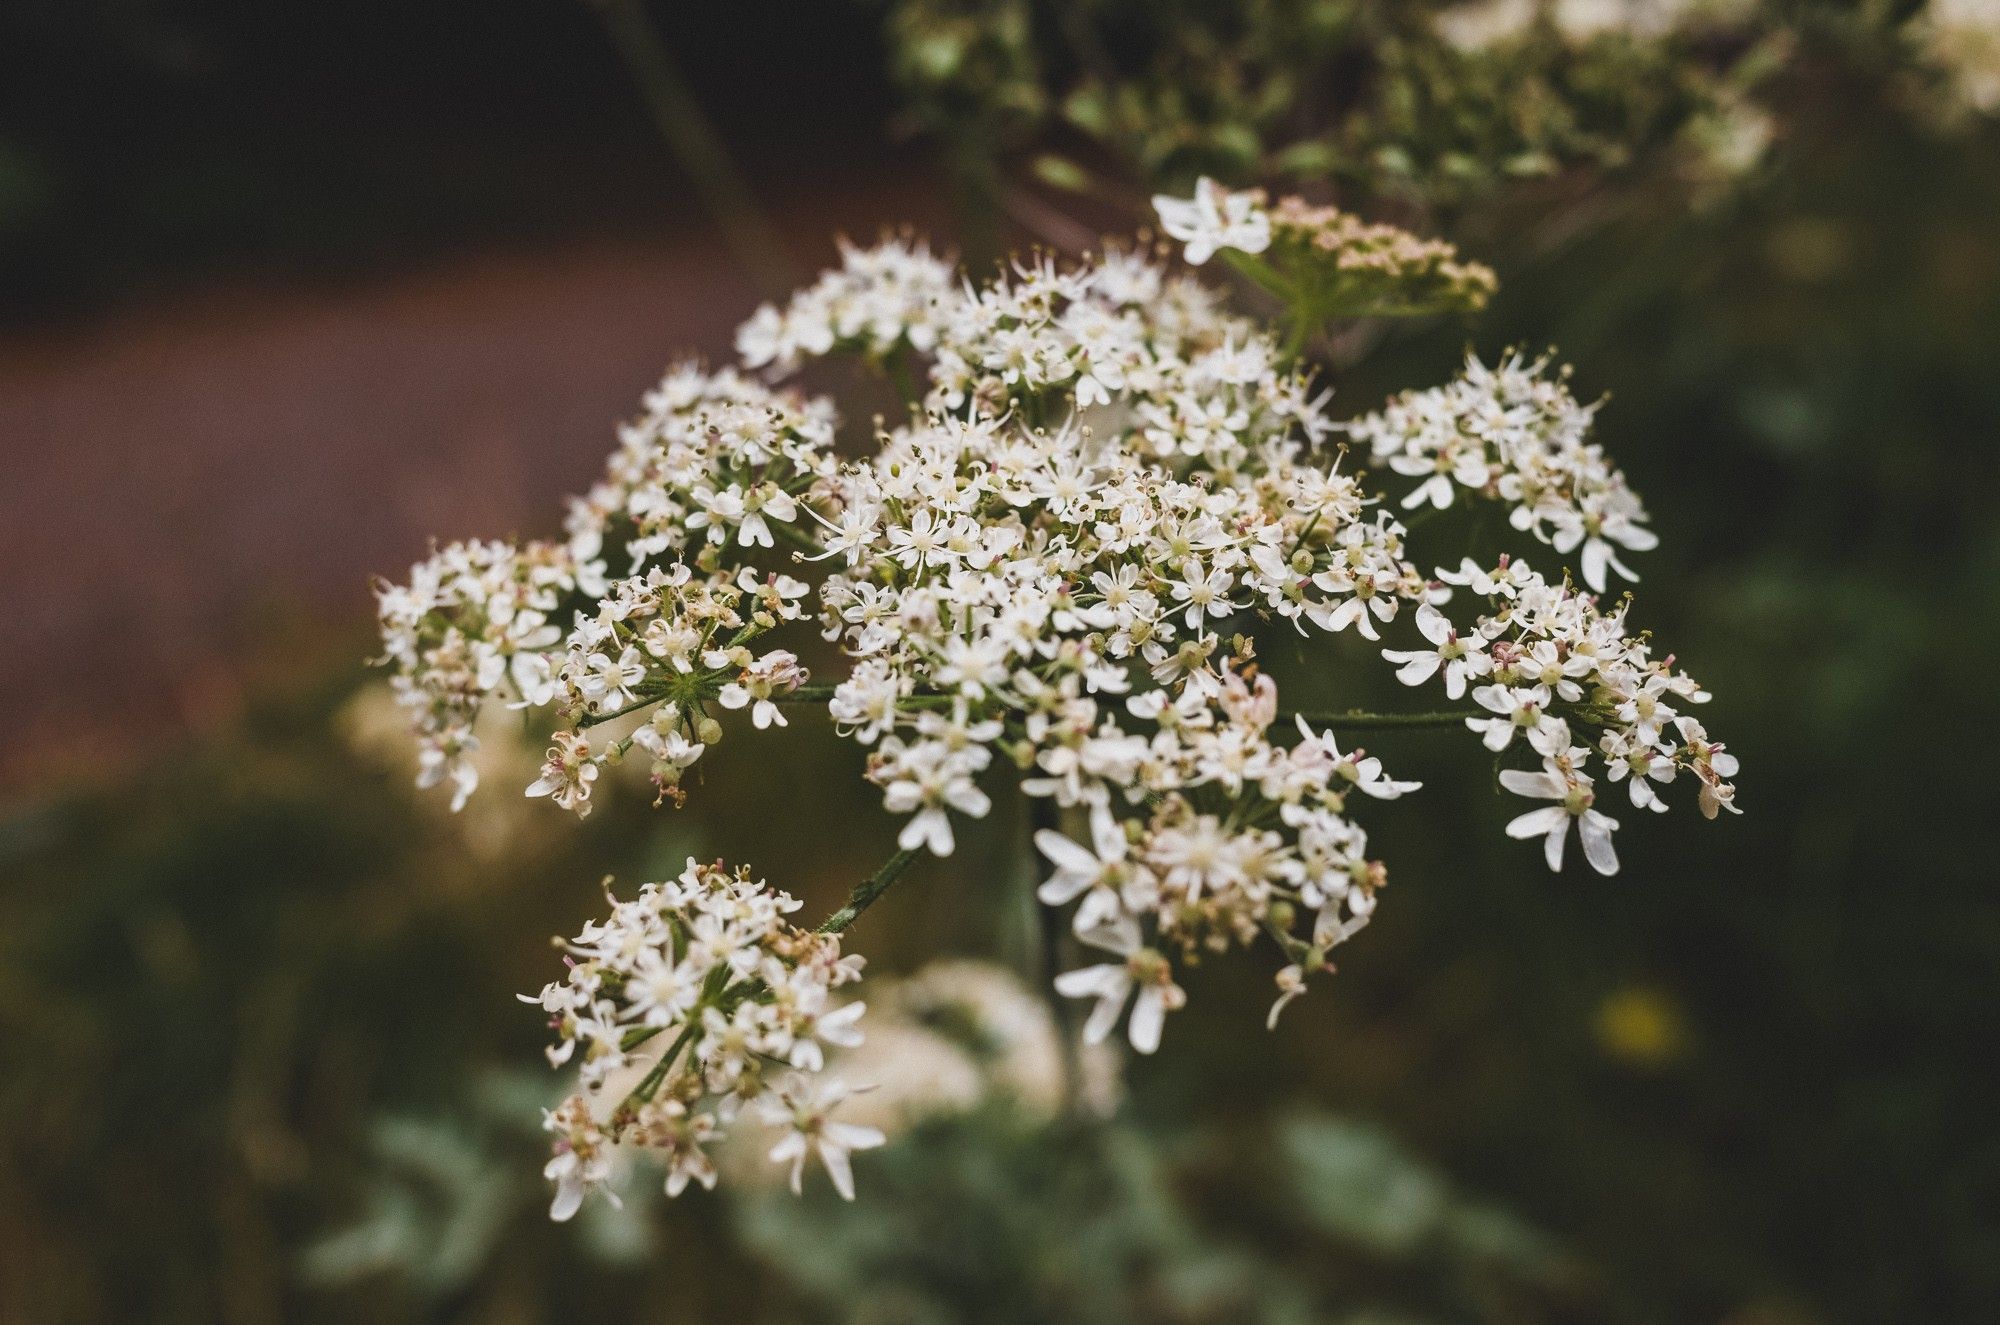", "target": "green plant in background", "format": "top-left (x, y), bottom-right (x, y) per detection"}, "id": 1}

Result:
top-left (878, 0), bottom-right (2000, 259)
top-left (735, 1107), bottom-right (1585, 1324)
top-left (881, 0), bottom-right (1767, 232)
top-left (301, 1073), bottom-right (666, 1298)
